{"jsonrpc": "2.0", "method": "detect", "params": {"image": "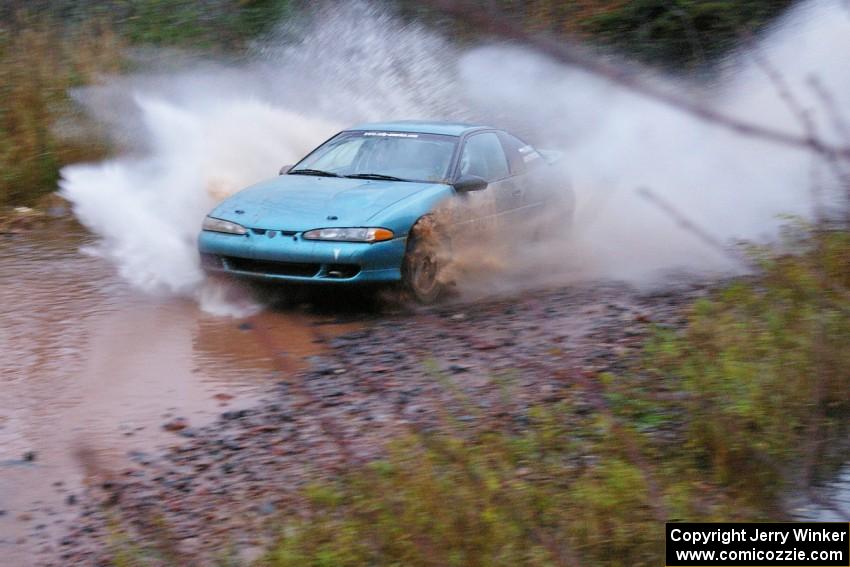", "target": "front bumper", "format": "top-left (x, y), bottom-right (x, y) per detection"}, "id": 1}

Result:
top-left (197, 229), bottom-right (407, 284)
